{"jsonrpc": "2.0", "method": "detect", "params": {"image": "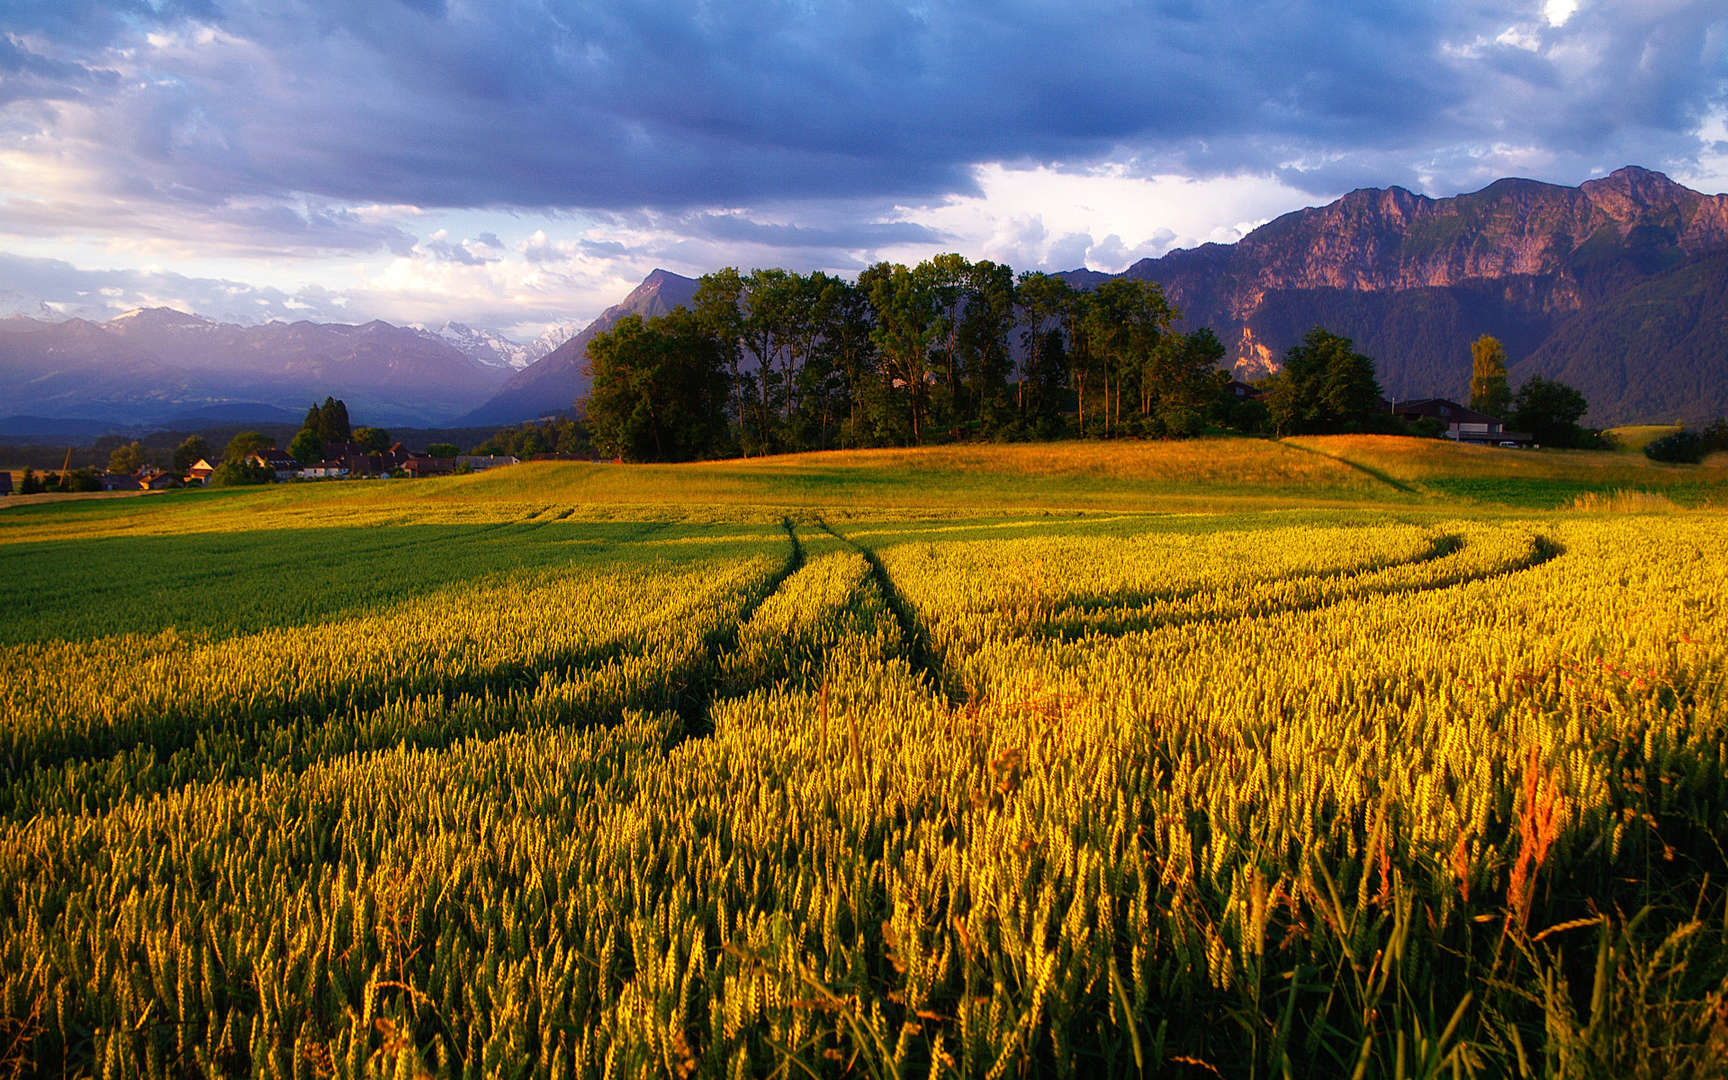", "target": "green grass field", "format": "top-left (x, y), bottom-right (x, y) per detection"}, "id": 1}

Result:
top-left (3, 435), bottom-right (1726, 1077)
top-left (1604, 424), bottom-right (1683, 452)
